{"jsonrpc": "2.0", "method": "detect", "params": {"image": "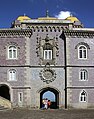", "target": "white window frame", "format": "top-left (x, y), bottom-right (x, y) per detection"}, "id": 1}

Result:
top-left (78, 45), bottom-right (87, 59)
top-left (8, 69), bottom-right (17, 81)
top-left (8, 46), bottom-right (17, 59)
top-left (43, 50), bottom-right (52, 60)
top-left (18, 92), bottom-right (23, 103)
top-left (79, 69), bottom-right (88, 81)
top-left (79, 90), bottom-right (87, 102)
